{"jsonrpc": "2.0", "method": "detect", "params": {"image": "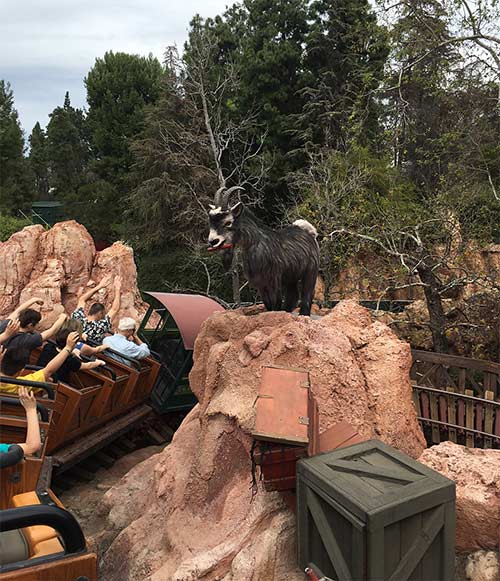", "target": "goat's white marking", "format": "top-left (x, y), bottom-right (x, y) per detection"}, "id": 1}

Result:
top-left (208, 228), bottom-right (224, 247)
top-left (293, 219), bottom-right (318, 238)
top-left (209, 207), bottom-right (223, 216)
